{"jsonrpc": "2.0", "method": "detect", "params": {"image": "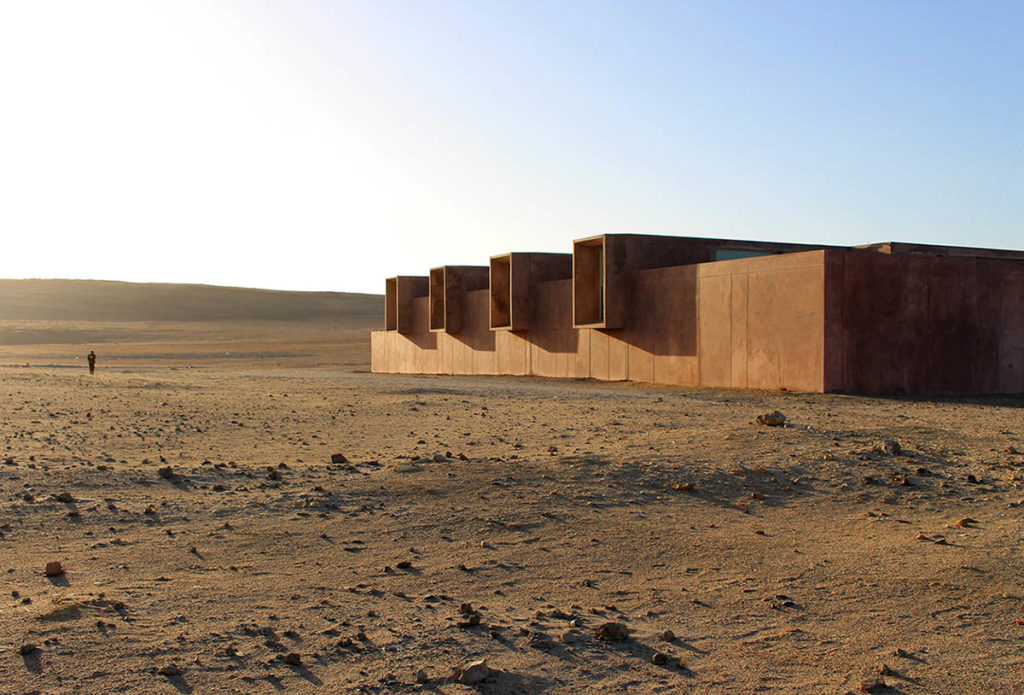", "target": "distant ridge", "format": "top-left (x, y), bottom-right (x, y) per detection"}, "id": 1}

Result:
top-left (0, 279), bottom-right (382, 325)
